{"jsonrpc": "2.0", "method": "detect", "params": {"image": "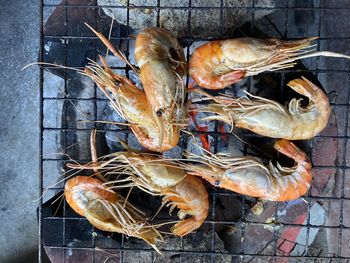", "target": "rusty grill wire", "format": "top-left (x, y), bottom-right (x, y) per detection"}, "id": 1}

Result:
top-left (39, 0), bottom-right (350, 262)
